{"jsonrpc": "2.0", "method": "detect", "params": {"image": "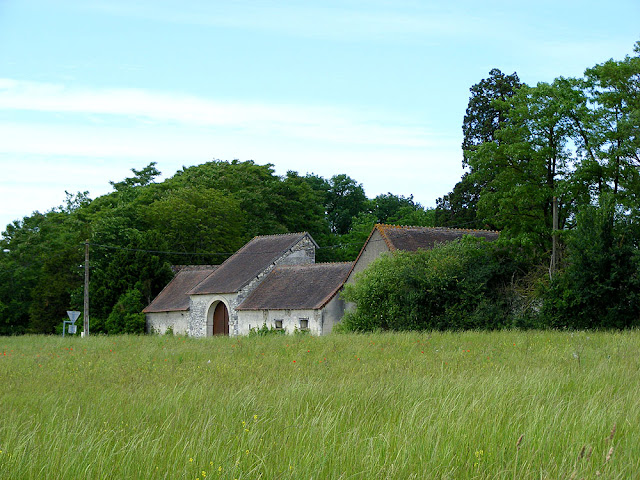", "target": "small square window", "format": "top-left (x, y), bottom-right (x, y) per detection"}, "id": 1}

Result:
top-left (274, 319), bottom-right (283, 330)
top-left (299, 318), bottom-right (309, 330)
